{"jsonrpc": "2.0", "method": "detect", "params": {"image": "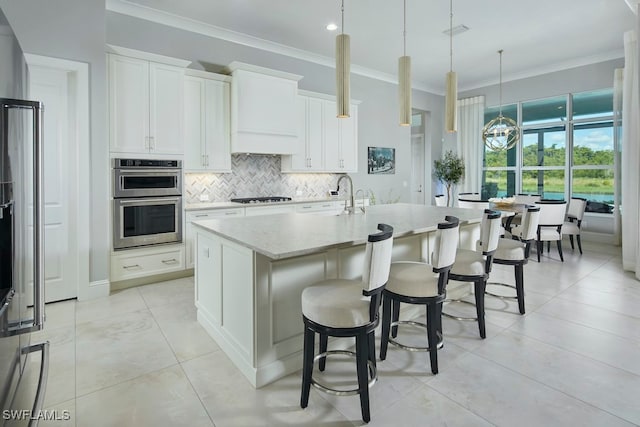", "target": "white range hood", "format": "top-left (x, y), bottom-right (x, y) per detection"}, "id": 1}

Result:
top-left (225, 62), bottom-right (303, 155)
